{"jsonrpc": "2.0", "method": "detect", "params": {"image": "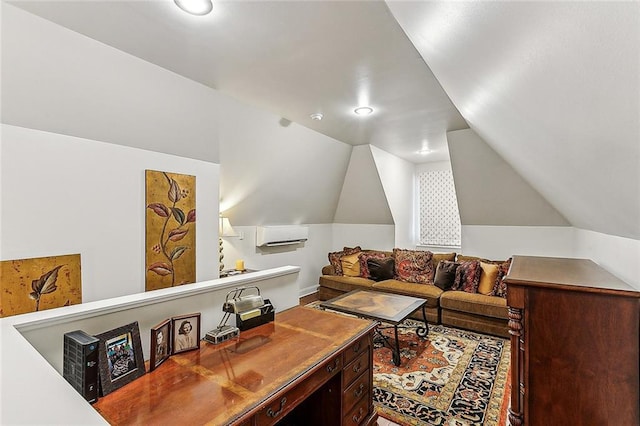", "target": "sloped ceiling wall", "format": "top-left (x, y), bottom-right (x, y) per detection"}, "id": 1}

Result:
top-left (334, 145), bottom-right (394, 225)
top-left (388, 2), bottom-right (640, 239)
top-left (448, 129), bottom-right (569, 226)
